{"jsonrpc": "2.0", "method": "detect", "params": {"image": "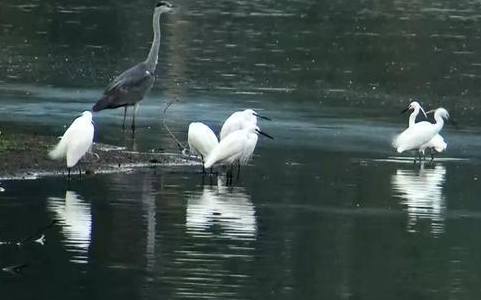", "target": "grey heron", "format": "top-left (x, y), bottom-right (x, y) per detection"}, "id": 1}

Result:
top-left (92, 1), bottom-right (174, 132)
